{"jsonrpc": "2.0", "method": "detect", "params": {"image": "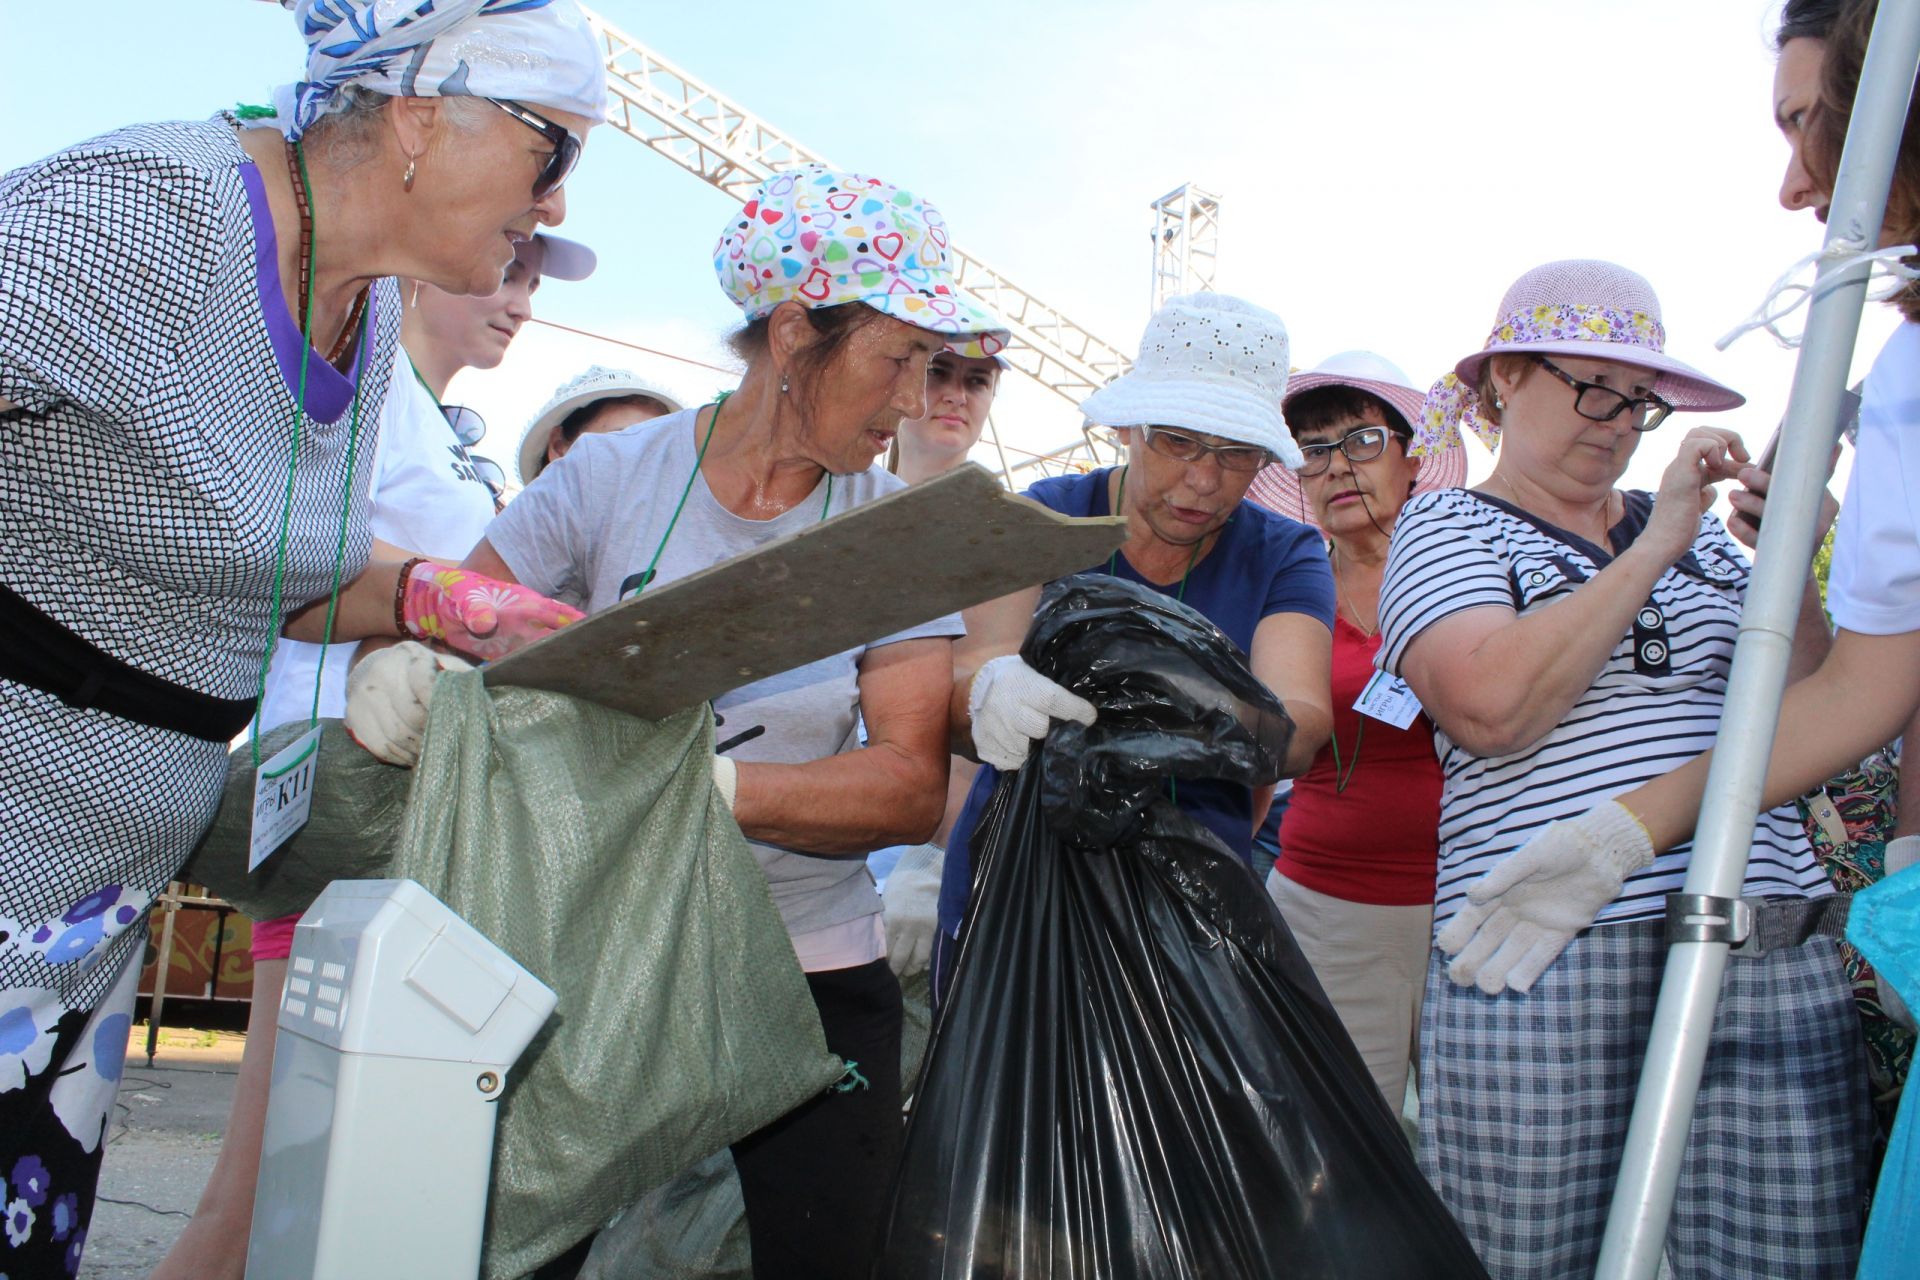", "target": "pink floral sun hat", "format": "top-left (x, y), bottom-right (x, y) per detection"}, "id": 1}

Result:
top-left (1413, 259), bottom-right (1744, 458)
top-left (714, 164), bottom-right (1010, 360)
top-left (1248, 349), bottom-right (1465, 529)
